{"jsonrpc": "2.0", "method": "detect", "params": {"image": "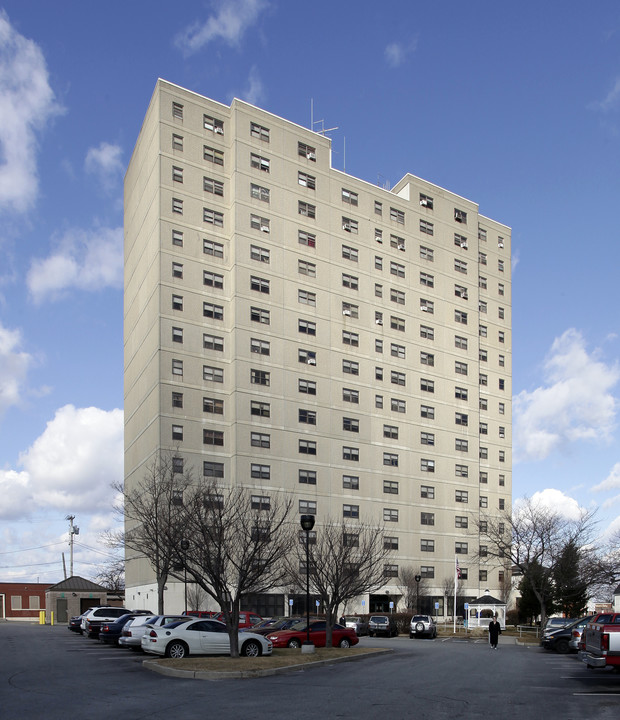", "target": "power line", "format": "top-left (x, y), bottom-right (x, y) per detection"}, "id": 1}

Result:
top-left (0, 542), bottom-right (65, 555)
